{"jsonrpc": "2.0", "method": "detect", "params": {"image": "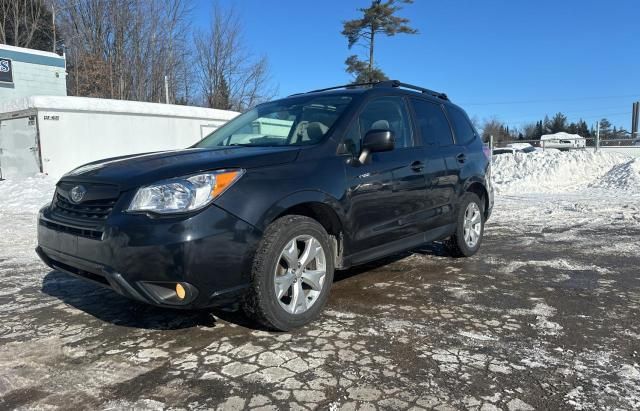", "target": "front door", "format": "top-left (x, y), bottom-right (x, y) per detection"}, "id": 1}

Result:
top-left (342, 95), bottom-right (428, 255)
